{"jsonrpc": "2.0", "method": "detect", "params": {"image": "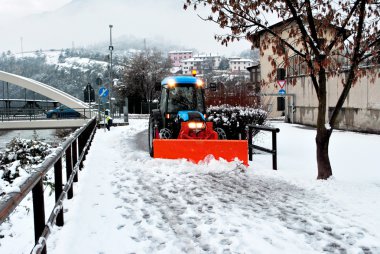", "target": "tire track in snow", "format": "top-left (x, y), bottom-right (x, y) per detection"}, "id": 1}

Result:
top-left (110, 121), bottom-right (380, 254)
